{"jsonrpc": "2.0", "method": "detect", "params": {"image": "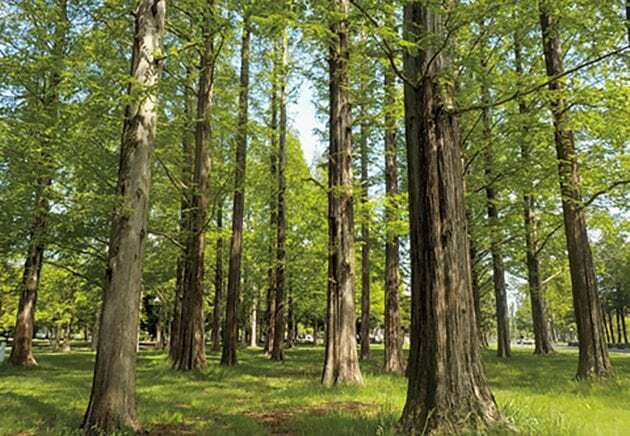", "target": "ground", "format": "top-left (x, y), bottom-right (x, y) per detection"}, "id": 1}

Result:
top-left (1, 345), bottom-right (630, 435)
